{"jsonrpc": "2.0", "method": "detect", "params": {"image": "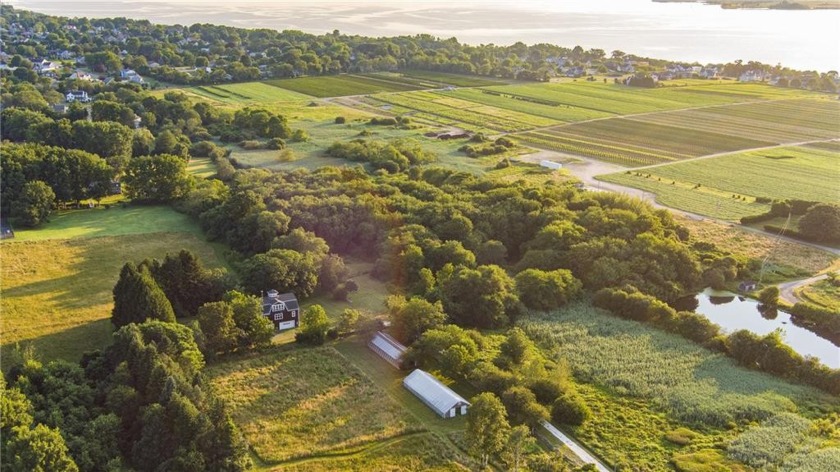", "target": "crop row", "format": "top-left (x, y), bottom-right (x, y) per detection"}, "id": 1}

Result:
top-left (631, 109), bottom-right (838, 143)
top-left (441, 88), bottom-right (610, 123)
top-left (401, 70), bottom-right (503, 87)
top-left (374, 92), bottom-right (544, 132)
top-left (518, 132), bottom-right (670, 167)
top-left (542, 118), bottom-right (775, 158)
top-left (704, 99), bottom-right (840, 132)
